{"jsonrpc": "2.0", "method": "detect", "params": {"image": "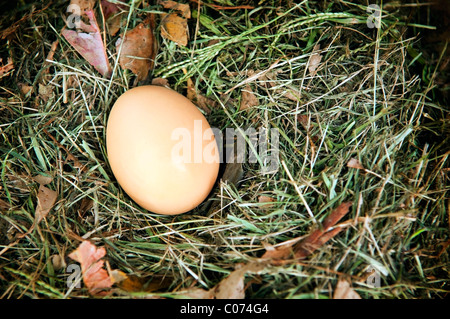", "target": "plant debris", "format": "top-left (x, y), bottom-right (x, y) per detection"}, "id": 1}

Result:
top-left (61, 9), bottom-right (112, 77)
